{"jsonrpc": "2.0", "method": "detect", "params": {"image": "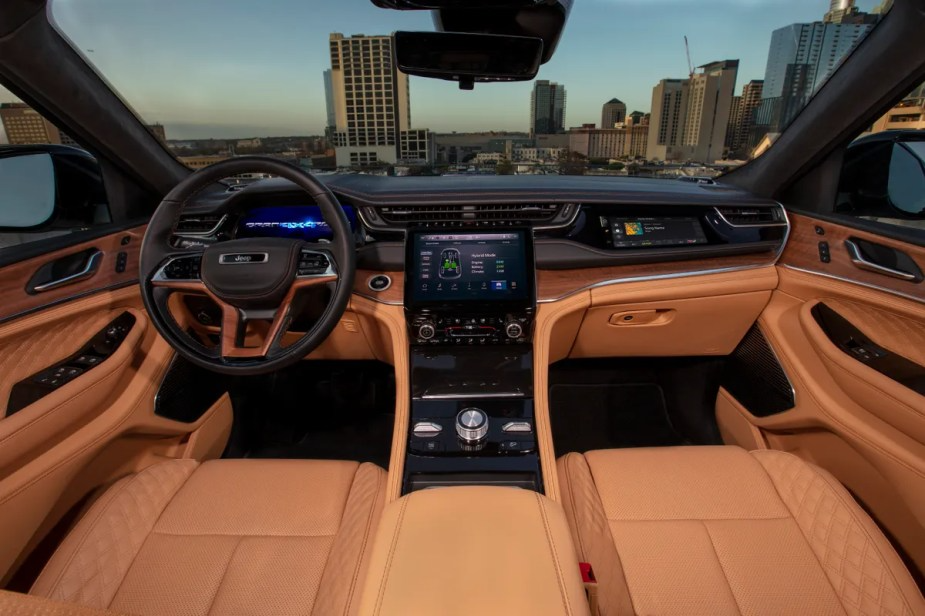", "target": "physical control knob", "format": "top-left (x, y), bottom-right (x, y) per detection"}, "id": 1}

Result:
top-left (417, 322), bottom-right (436, 340)
top-left (504, 321), bottom-right (524, 339)
top-left (456, 408), bottom-right (489, 443)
